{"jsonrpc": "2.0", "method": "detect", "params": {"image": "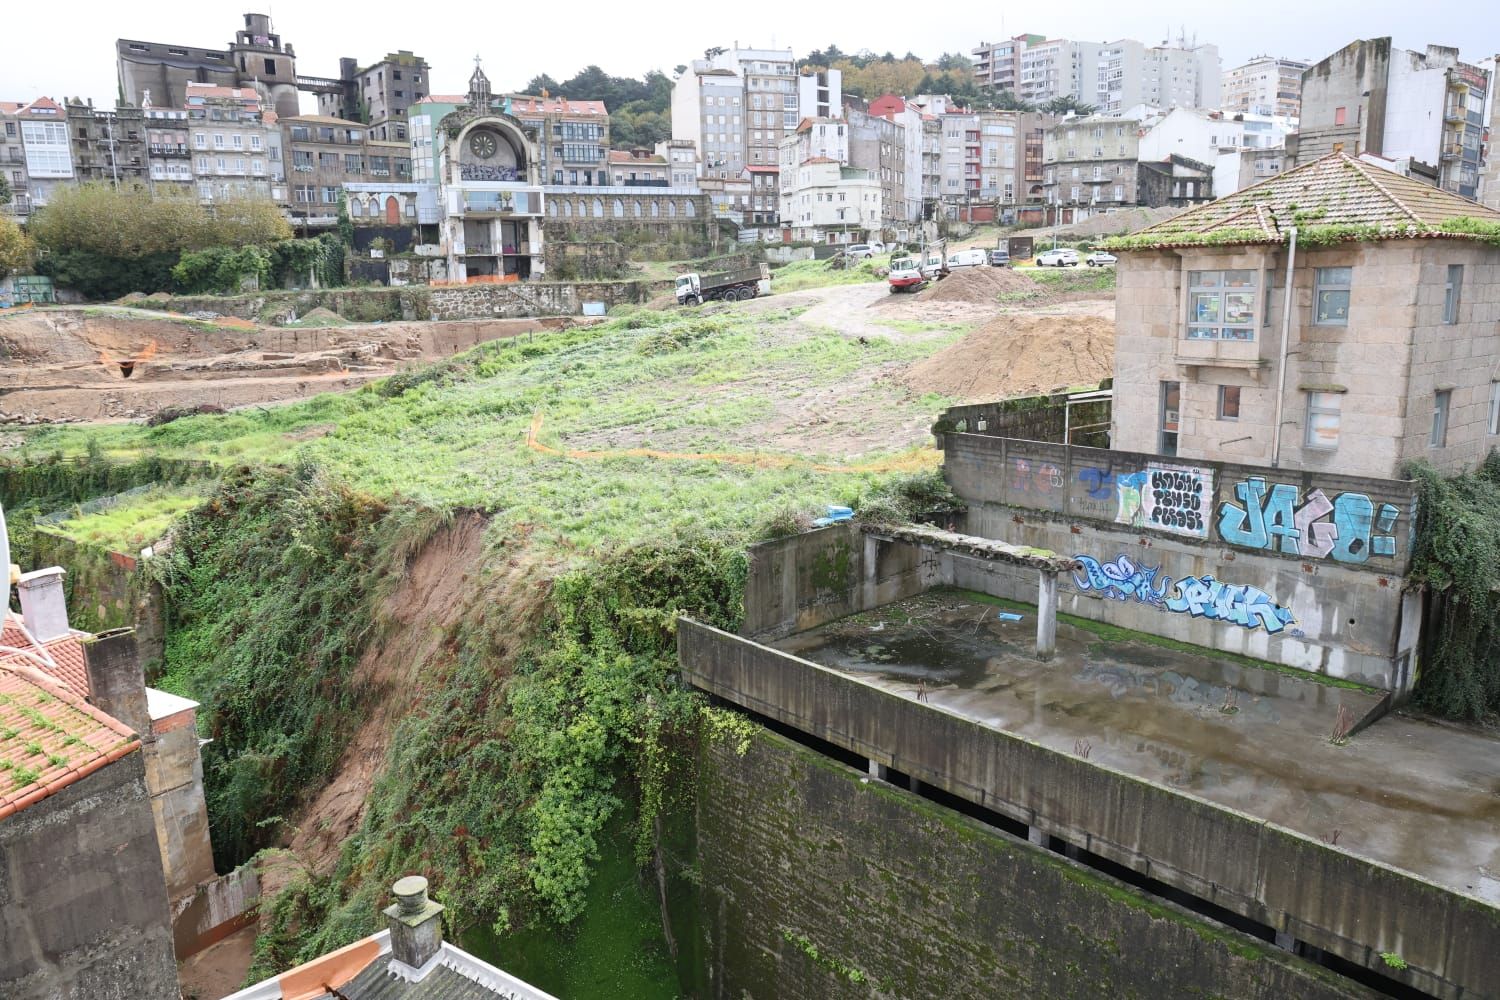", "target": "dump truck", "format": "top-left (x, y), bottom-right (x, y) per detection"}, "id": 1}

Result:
top-left (676, 263), bottom-right (771, 305)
